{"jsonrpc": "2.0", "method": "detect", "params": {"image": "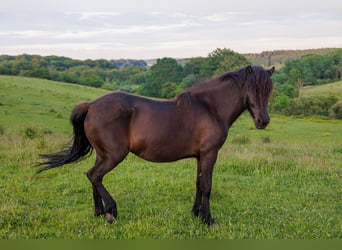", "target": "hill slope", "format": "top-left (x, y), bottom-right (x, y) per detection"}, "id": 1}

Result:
top-left (300, 81), bottom-right (342, 101)
top-left (0, 75), bottom-right (110, 135)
